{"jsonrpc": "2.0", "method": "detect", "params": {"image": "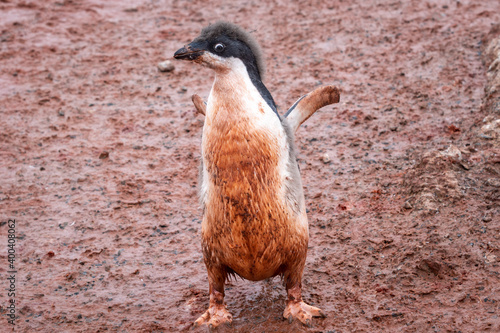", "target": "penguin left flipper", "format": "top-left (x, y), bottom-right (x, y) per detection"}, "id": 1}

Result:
top-left (284, 85), bottom-right (340, 133)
